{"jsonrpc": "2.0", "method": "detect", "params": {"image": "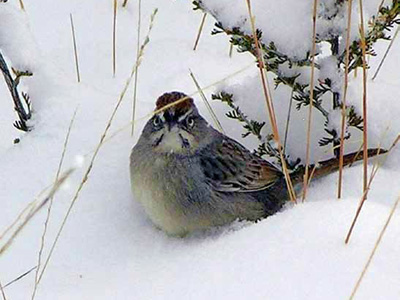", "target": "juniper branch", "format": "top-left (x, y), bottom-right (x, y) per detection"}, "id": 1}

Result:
top-left (0, 51), bottom-right (32, 131)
